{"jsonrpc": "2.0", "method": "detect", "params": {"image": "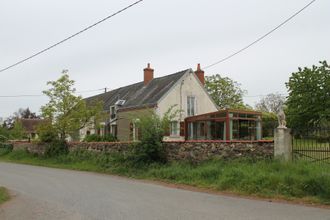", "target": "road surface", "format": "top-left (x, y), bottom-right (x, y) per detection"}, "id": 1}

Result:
top-left (0, 162), bottom-right (329, 220)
